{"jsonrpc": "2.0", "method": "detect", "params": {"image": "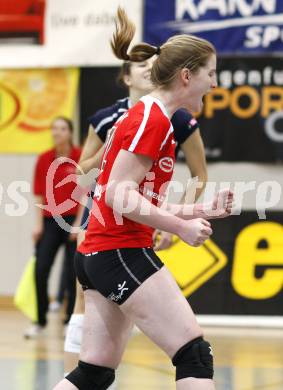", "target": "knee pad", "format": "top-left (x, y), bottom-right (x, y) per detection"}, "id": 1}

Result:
top-left (66, 360), bottom-right (115, 390)
top-left (172, 337), bottom-right (214, 380)
top-left (64, 314), bottom-right (84, 353)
